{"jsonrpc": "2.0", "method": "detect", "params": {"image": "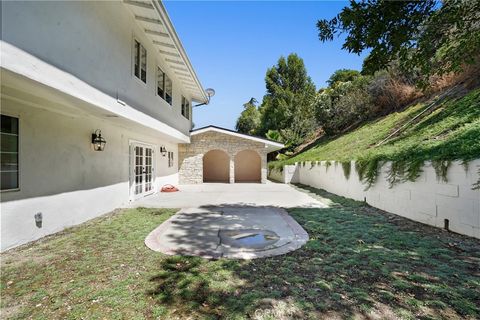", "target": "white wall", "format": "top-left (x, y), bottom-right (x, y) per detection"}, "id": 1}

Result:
top-left (269, 161), bottom-right (480, 239)
top-left (1, 1), bottom-right (193, 135)
top-left (269, 165), bottom-right (299, 184)
top-left (0, 96), bottom-right (179, 251)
